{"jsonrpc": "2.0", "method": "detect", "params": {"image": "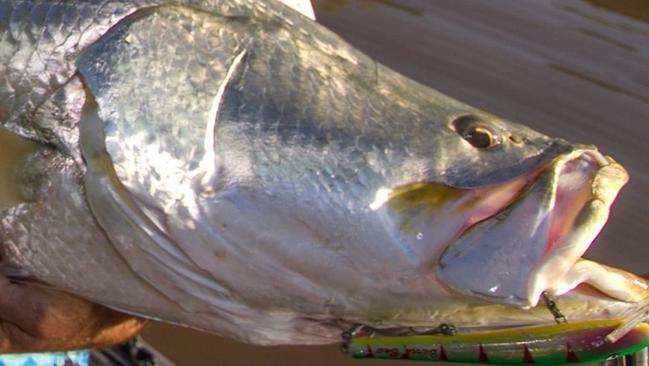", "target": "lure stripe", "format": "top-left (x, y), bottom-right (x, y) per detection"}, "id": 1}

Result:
top-left (439, 345), bottom-right (448, 361)
top-left (522, 345), bottom-right (534, 364)
top-left (566, 343), bottom-right (580, 363)
top-left (478, 345), bottom-right (488, 363)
